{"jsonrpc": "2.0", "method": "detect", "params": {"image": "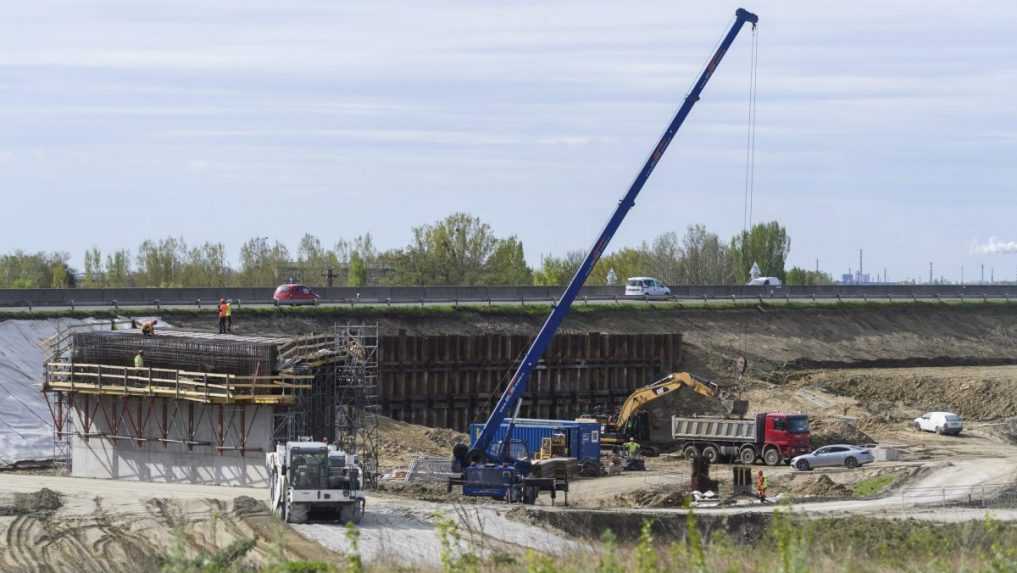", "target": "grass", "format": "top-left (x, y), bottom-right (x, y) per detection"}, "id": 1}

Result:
top-left (155, 508), bottom-right (1017, 573)
top-left (5, 297), bottom-right (1017, 321)
top-left (852, 473), bottom-right (899, 497)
